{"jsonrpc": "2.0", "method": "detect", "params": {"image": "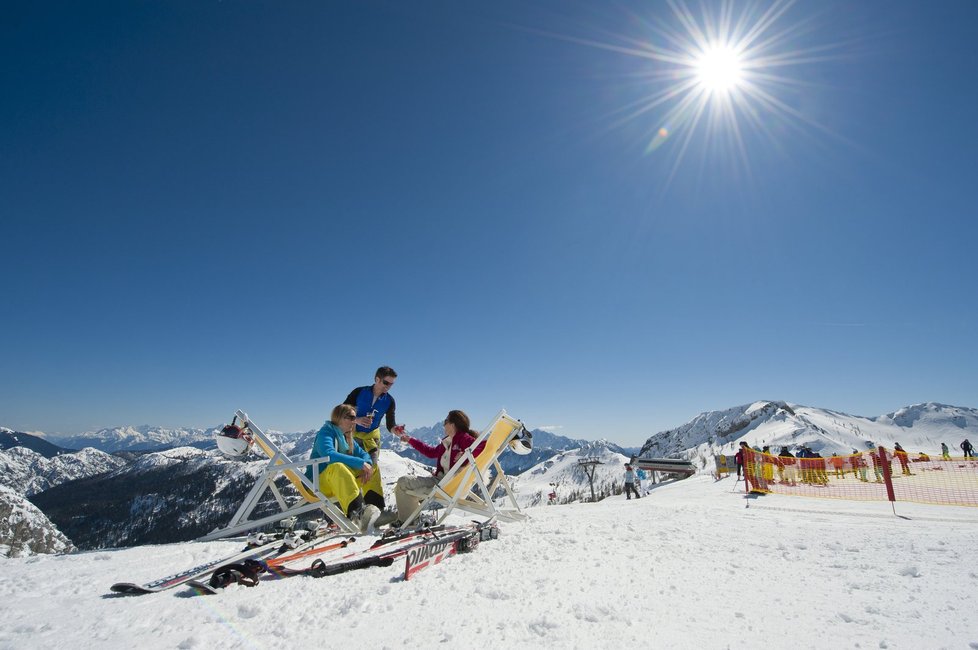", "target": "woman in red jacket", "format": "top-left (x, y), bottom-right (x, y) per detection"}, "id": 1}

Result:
top-left (390, 410), bottom-right (487, 527)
